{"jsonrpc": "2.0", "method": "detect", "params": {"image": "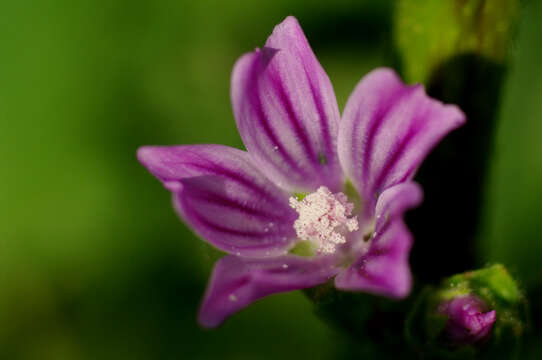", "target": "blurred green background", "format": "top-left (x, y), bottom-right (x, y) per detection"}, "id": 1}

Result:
top-left (1, 0), bottom-right (541, 359)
